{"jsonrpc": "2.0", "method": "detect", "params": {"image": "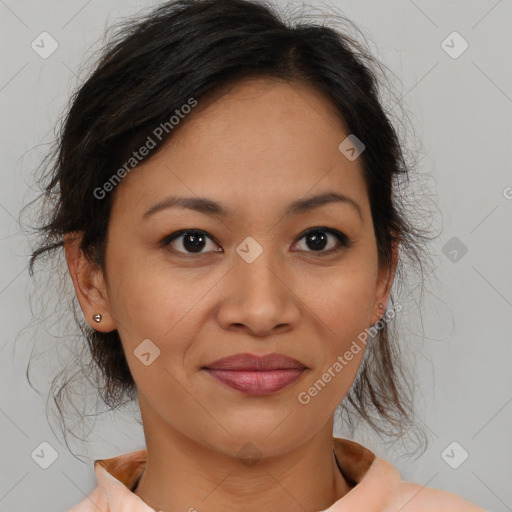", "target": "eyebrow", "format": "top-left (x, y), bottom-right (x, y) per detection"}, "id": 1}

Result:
top-left (143, 191), bottom-right (363, 221)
